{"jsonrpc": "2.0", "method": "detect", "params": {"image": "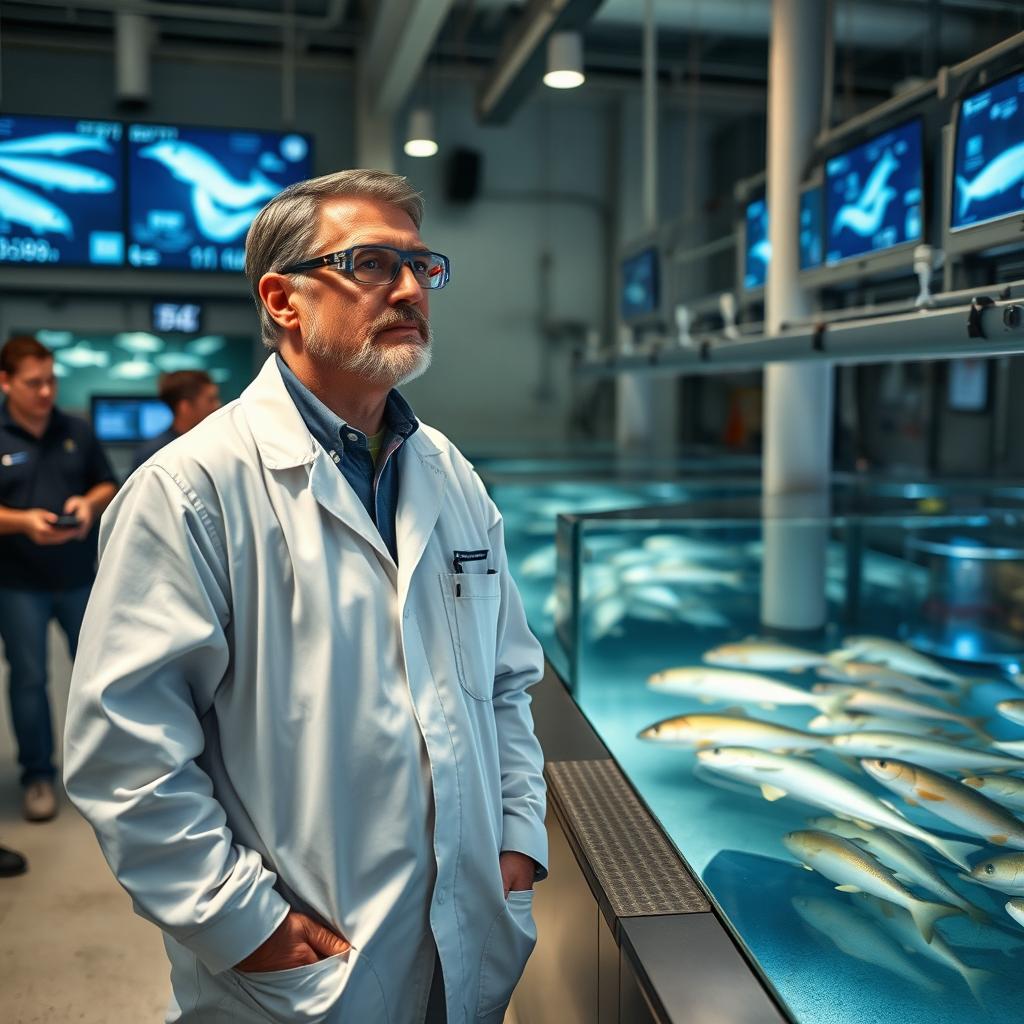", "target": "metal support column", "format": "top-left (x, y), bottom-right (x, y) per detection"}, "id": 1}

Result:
top-left (761, 0), bottom-right (831, 631)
